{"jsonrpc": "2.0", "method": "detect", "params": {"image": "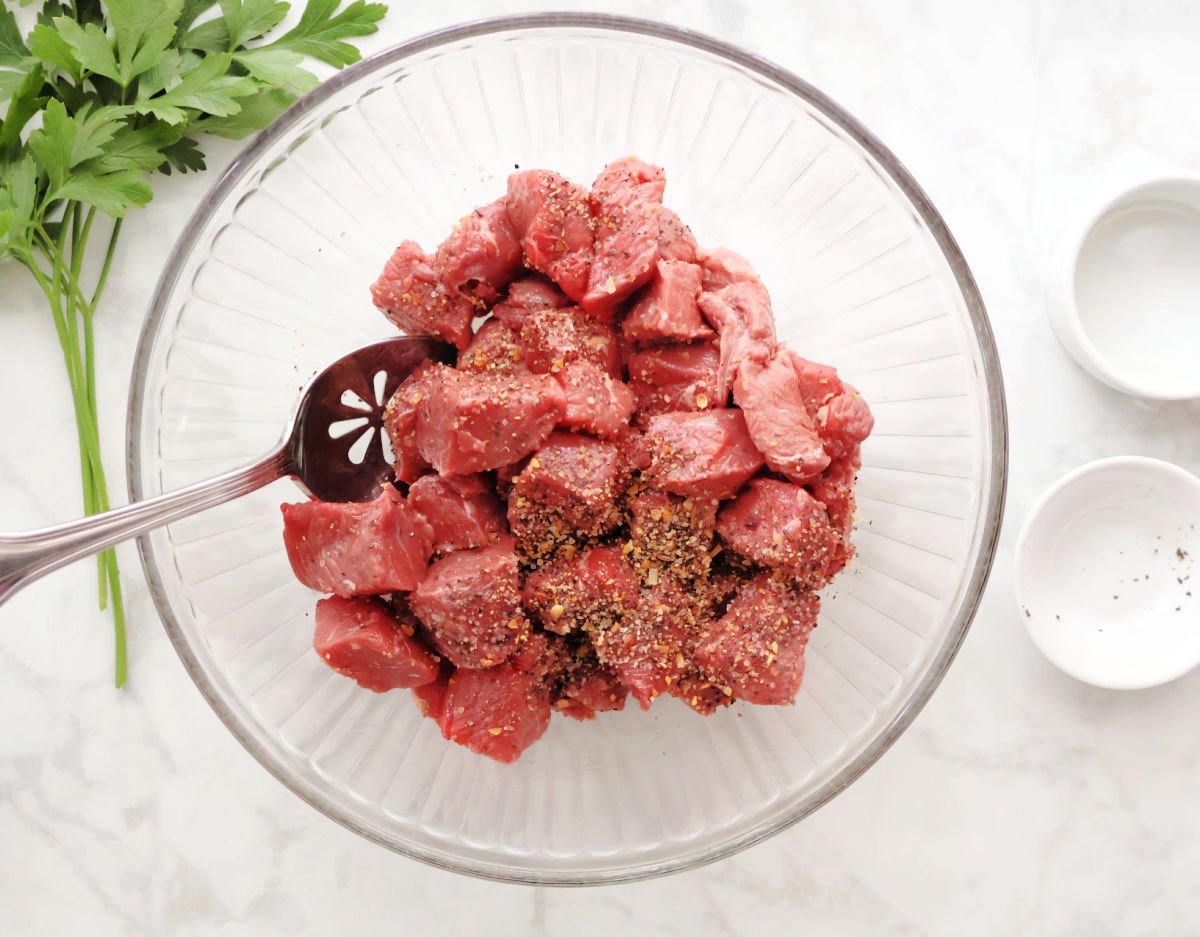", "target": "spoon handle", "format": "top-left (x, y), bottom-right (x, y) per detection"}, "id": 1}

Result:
top-left (0, 448), bottom-right (290, 605)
